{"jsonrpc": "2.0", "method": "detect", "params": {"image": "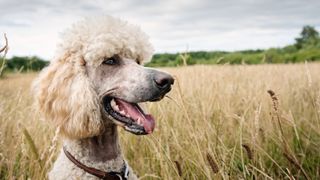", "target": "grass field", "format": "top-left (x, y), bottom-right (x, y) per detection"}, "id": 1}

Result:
top-left (0, 63), bottom-right (320, 179)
